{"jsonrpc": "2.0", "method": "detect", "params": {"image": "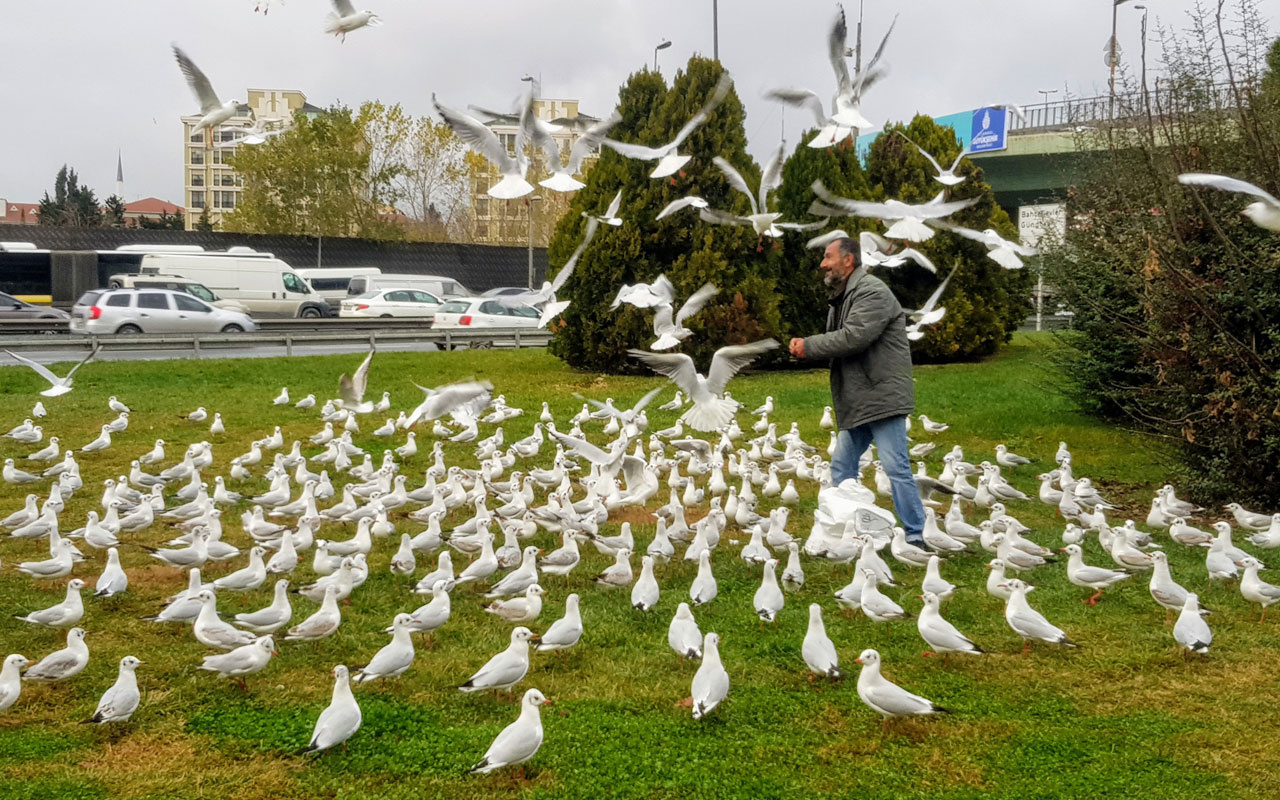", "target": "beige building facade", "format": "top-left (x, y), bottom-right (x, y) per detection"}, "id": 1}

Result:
top-left (181, 88), bottom-right (322, 231)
